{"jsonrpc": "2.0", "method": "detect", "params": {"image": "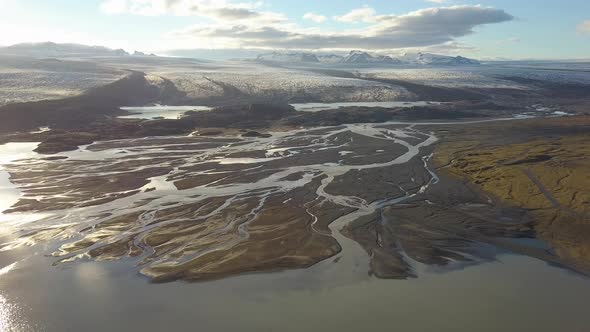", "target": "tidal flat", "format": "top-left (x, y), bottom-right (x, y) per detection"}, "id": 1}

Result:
top-left (1, 115), bottom-right (590, 331)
